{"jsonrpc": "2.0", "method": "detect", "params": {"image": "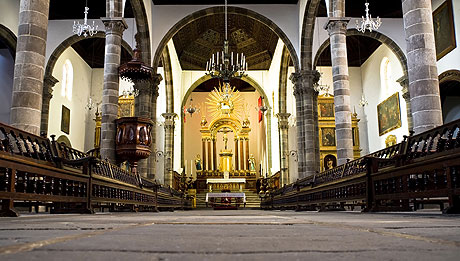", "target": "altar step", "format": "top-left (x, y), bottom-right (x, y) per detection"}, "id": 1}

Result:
top-left (195, 190), bottom-right (261, 209)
